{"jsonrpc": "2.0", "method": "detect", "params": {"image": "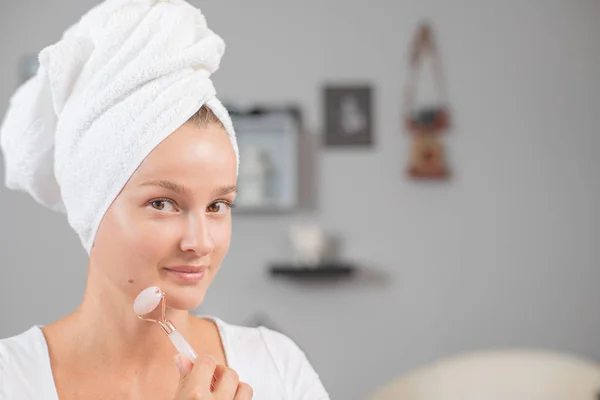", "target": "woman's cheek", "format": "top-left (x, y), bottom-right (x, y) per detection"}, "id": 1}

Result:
top-left (133, 217), bottom-right (181, 251)
top-left (111, 209), bottom-right (169, 261)
top-left (211, 218), bottom-right (232, 254)
top-left (110, 203), bottom-right (145, 238)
